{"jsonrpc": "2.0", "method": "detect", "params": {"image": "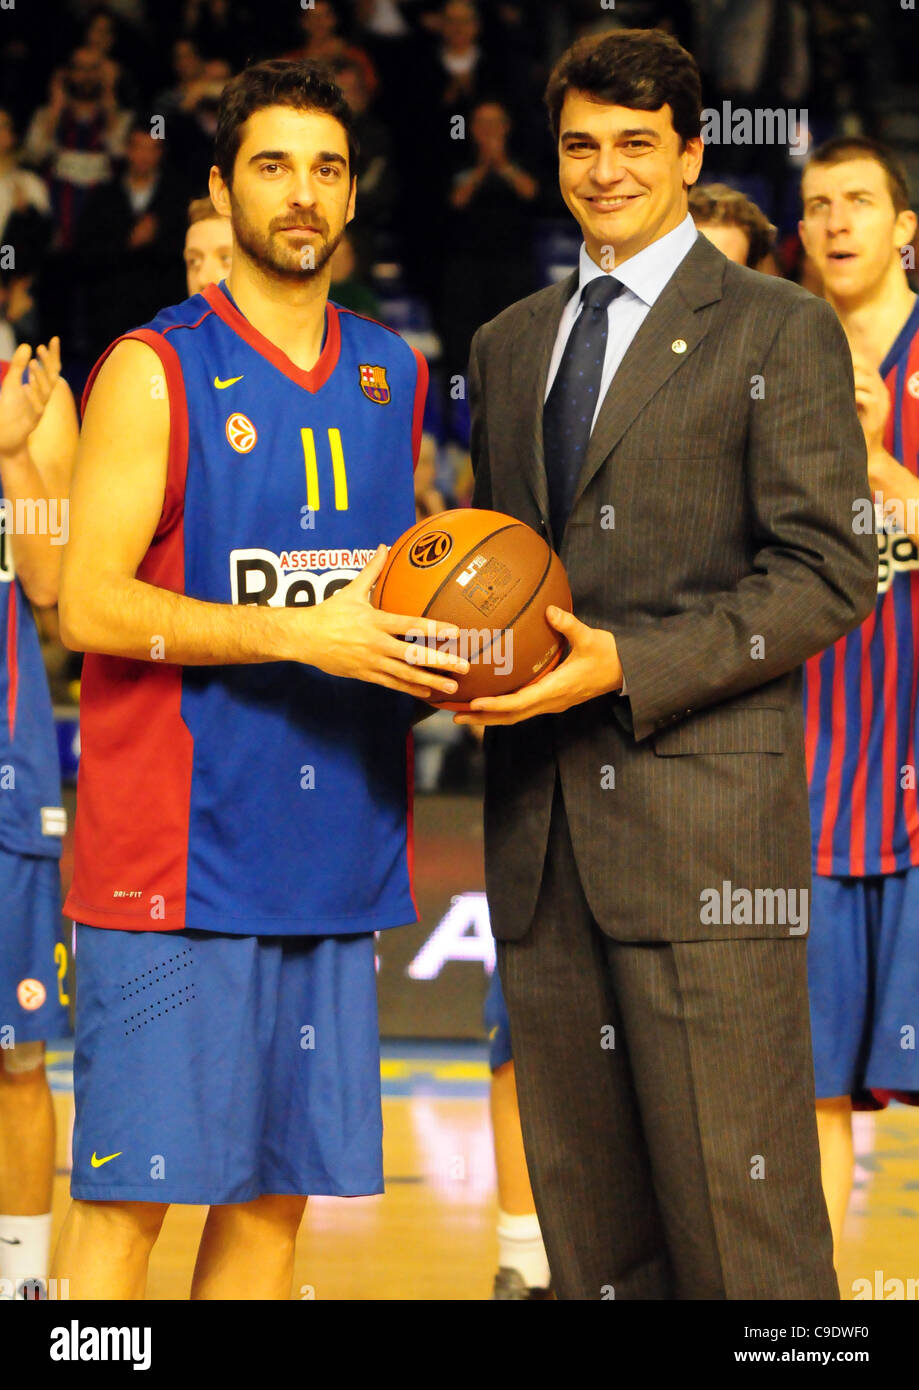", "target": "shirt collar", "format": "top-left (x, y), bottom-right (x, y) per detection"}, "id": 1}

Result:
top-left (576, 212), bottom-right (698, 309)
